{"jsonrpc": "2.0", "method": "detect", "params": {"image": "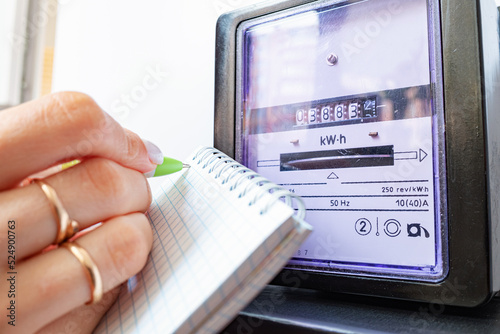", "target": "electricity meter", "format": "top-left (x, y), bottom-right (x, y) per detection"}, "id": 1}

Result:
top-left (214, 0), bottom-right (500, 306)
